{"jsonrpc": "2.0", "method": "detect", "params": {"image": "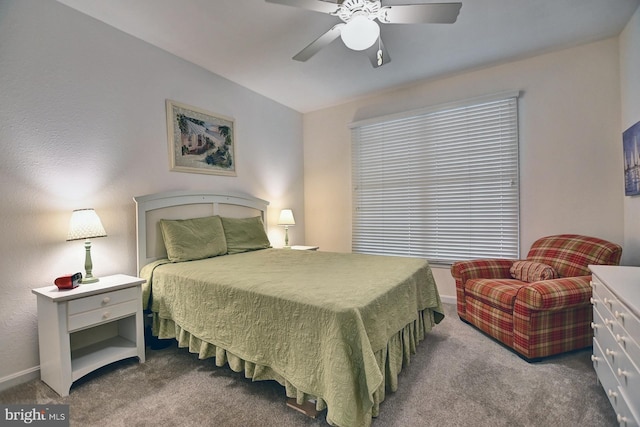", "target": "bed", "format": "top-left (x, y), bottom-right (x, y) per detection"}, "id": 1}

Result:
top-left (134, 190), bottom-right (444, 427)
